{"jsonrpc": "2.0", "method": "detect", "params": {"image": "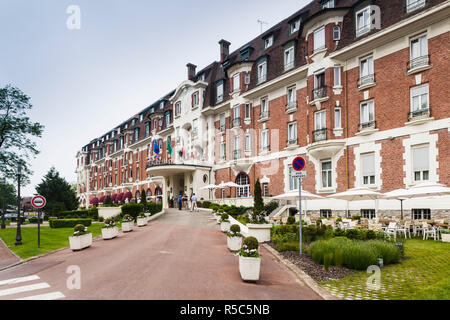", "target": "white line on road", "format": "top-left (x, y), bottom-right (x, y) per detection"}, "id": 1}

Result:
top-left (0, 275), bottom-right (40, 287)
top-left (0, 282), bottom-right (50, 297)
top-left (16, 291), bottom-right (65, 300)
